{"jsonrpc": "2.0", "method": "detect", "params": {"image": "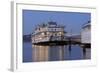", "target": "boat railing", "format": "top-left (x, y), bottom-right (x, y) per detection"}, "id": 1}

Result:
top-left (49, 36), bottom-right (67, 41)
